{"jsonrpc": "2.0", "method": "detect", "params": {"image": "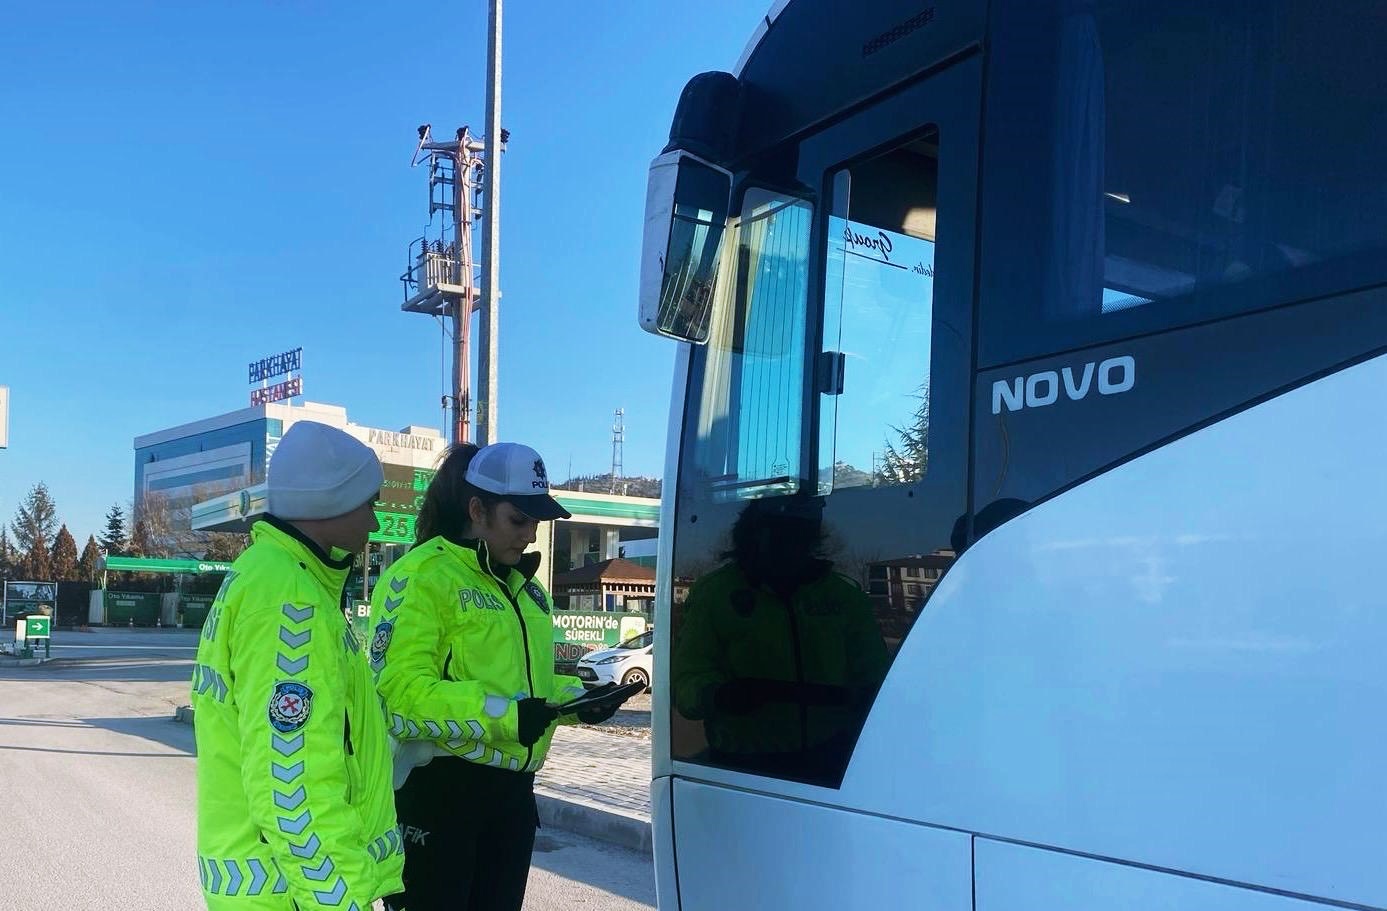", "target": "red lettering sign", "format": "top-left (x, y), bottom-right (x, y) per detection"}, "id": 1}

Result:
top-left (251, 376), bottom-right (303, 406)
